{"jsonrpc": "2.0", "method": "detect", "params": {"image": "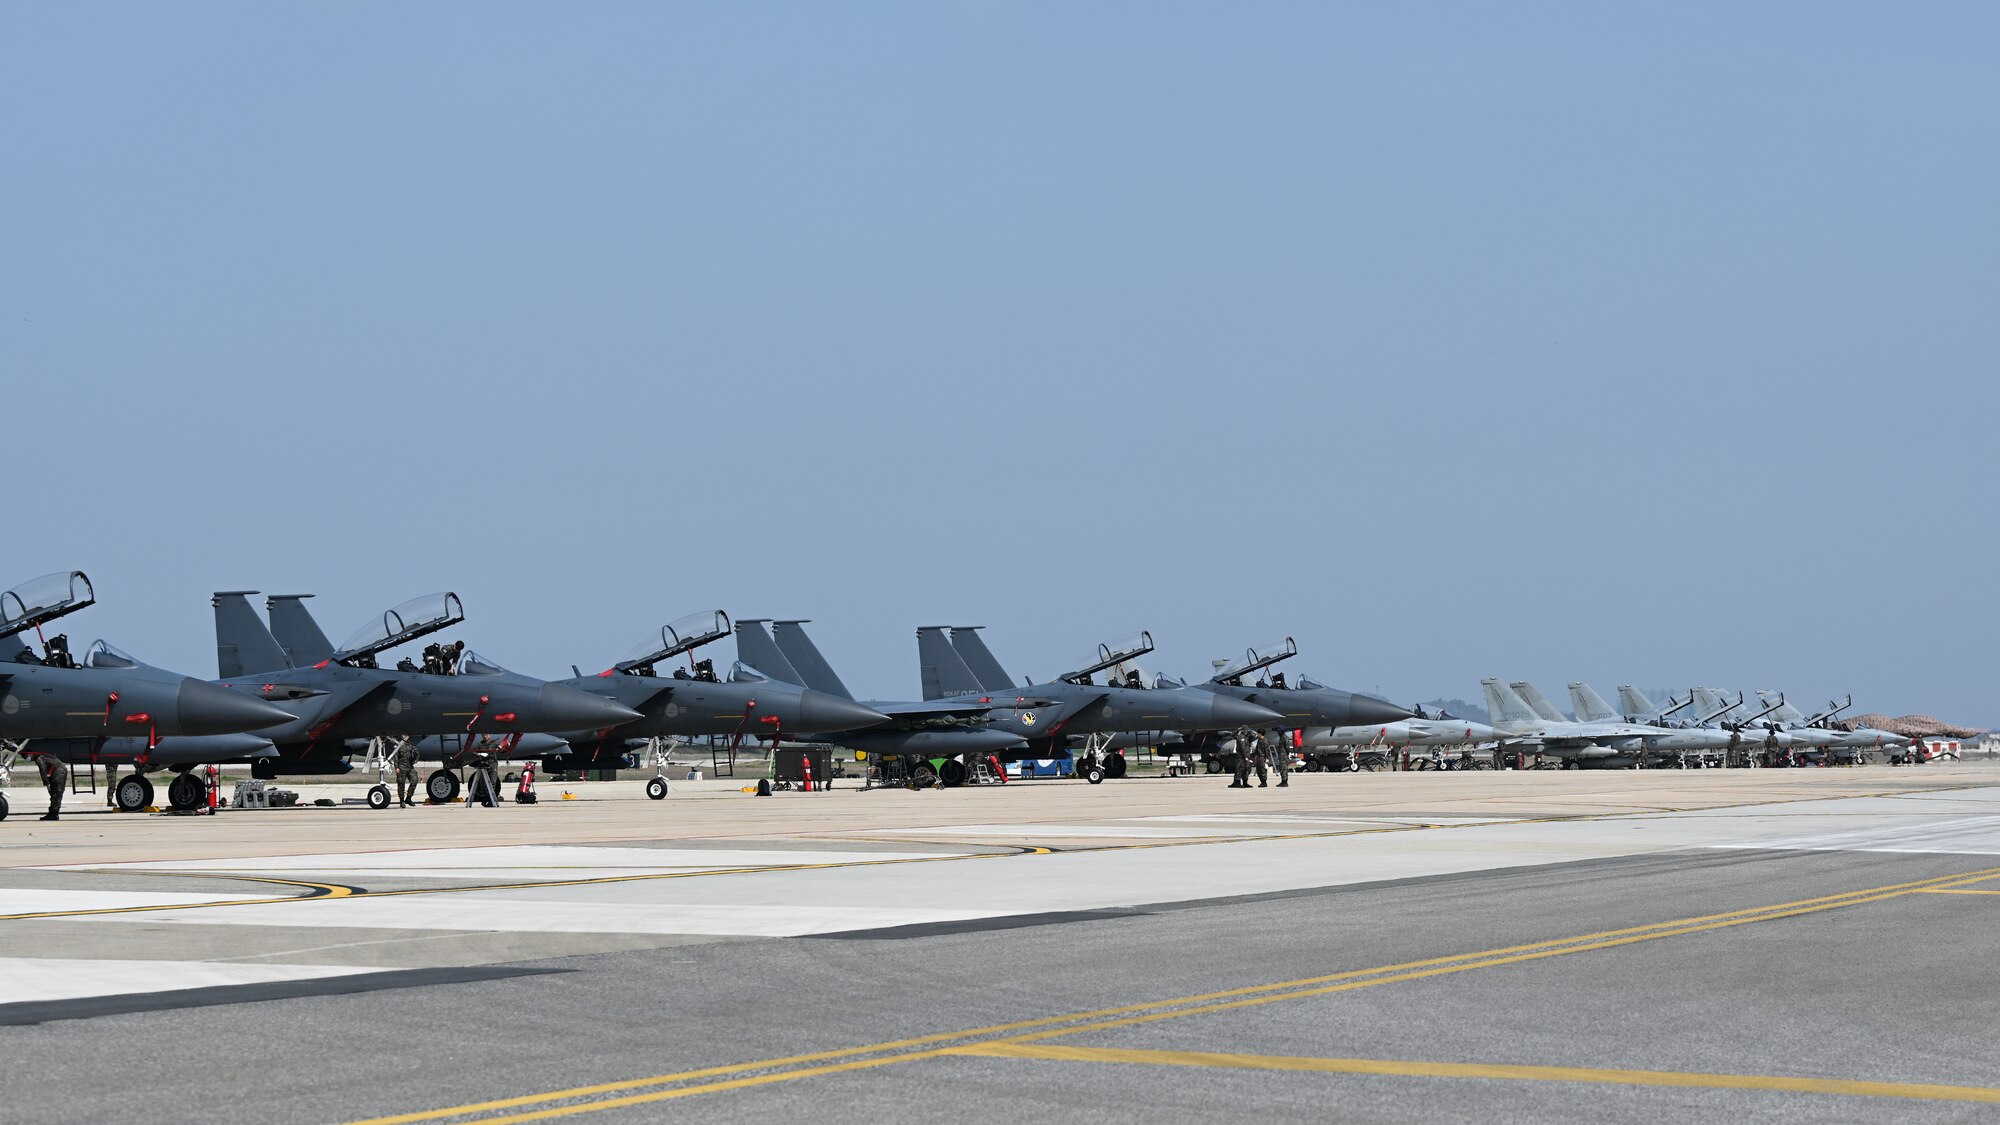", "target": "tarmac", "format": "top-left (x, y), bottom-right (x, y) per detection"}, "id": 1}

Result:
top-left (3, 763), bottom-right (1998, 1122)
